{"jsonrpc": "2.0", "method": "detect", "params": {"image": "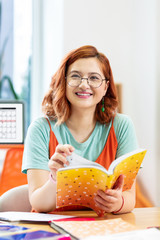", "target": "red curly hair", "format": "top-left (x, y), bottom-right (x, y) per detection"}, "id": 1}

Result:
top-left (42, 45), bottom-right (118, 125)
